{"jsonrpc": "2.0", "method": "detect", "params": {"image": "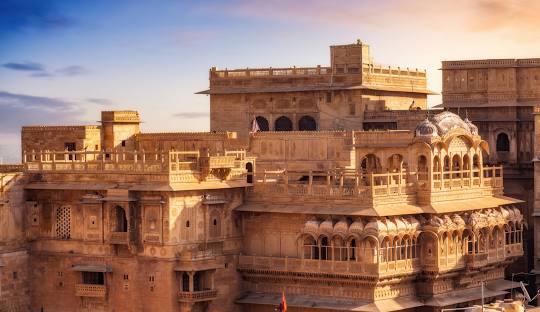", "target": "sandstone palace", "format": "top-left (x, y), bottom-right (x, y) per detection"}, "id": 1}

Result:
top-left (2, 40), bottom-right (540, 312)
